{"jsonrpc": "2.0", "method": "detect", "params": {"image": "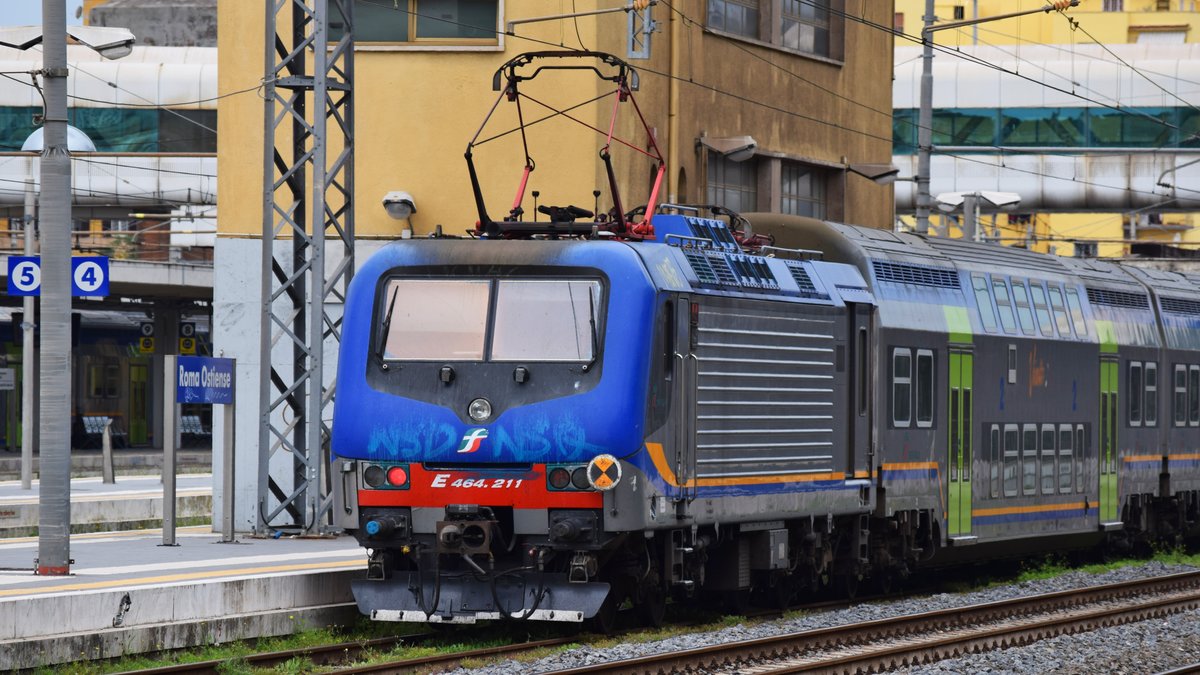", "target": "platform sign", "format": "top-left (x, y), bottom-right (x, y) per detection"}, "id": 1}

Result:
top-left (6, 256), bottom-right (110, 296)
top-left (176, 356), bottom-right (234, 404)
top-left (179, 337), bottom-right (197, 355)
top-left (138, 337), bottom-right (155, 353)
